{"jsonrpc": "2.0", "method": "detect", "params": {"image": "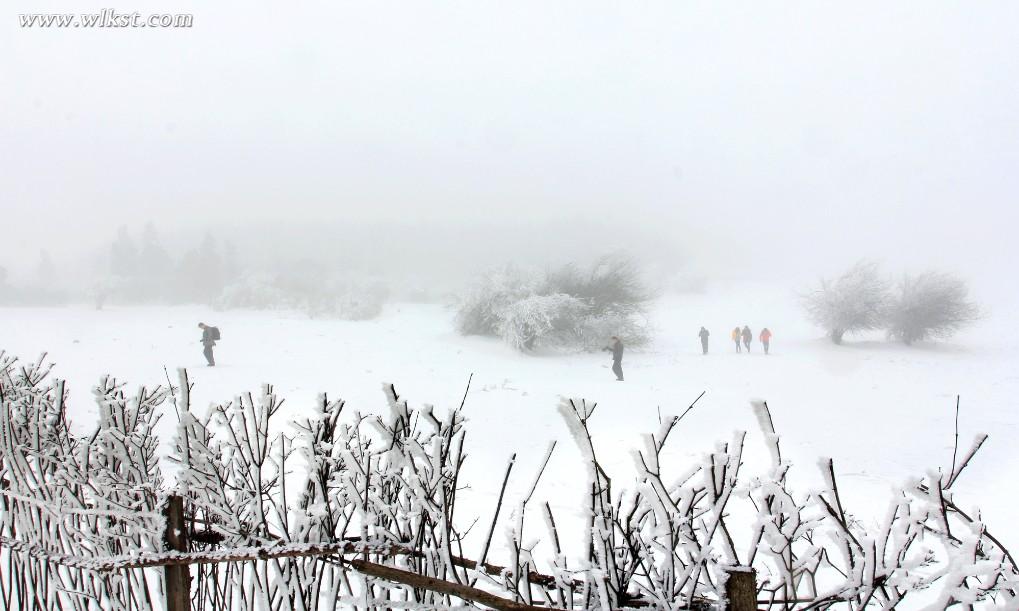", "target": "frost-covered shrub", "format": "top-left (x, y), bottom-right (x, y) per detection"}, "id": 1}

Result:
top-left (575, 311), bottom-right (652, 351)
top-left (305, 280), bottom-right (389, 321)
top-left (886, 271), bottom-right (979, 345)
top-left (216, 272), bottom-right (294, 310)
top-left (497, 293), bottom-right (589, 351)
top-left (455, 265), bottom-right (541, 336)
top-left (4, 351), bottom-right (1018, 610)
top-left (545, 252), bottom-right (650, 317)
top-left (802, 260), bottom-right (890, 344)
top-left (456, 256), bottom-right (652, 352)
top-left (216, 272), bottom-right (389, 320)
